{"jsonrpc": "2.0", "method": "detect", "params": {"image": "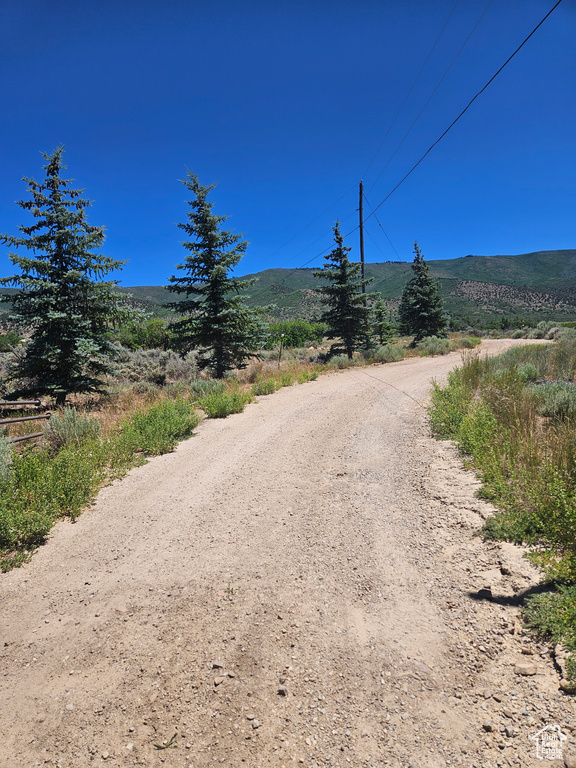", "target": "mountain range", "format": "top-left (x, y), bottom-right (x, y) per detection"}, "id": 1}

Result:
top-left (116, 249), bottom-right (576, 326)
